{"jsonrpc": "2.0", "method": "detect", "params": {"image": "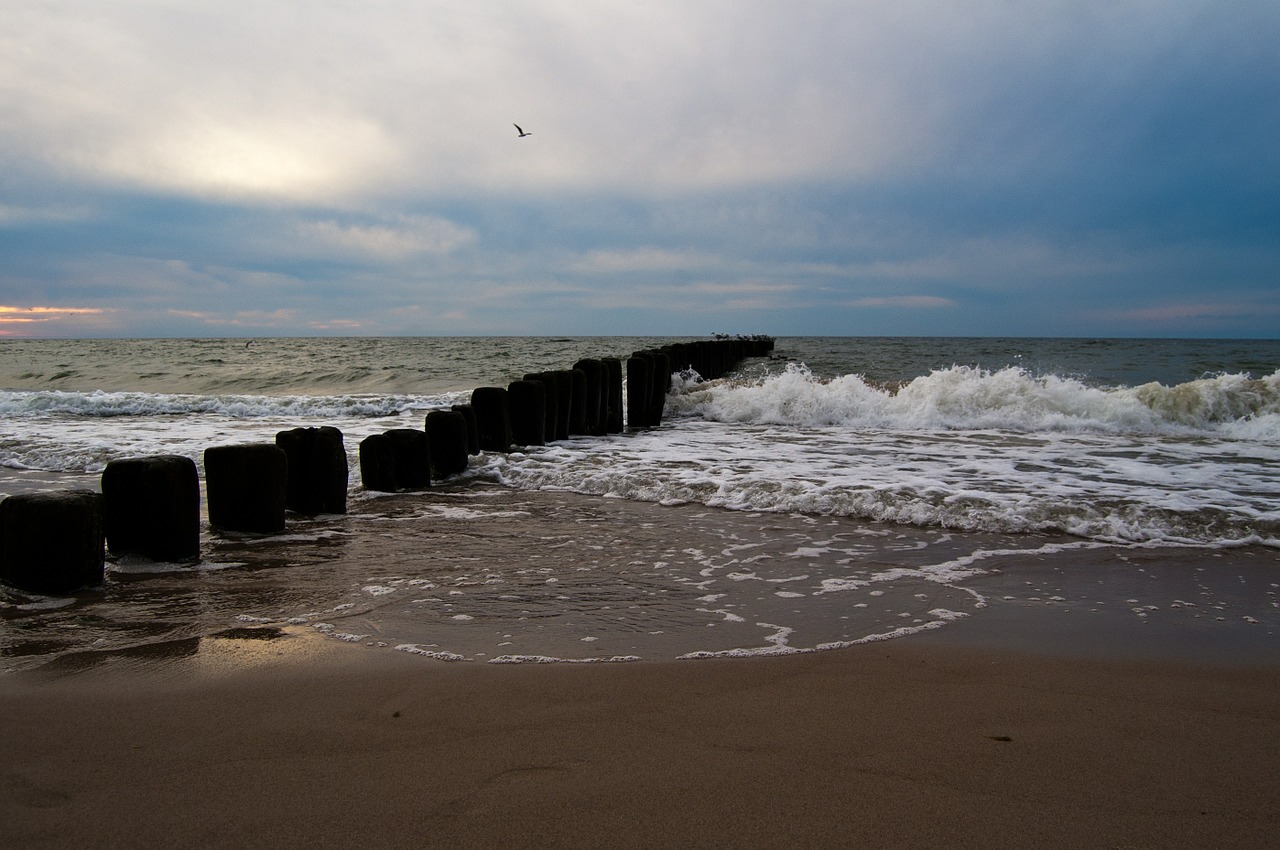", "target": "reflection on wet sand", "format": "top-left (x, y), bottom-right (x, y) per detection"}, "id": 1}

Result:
top-left (5, 481), bottom-right (1279, 673)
